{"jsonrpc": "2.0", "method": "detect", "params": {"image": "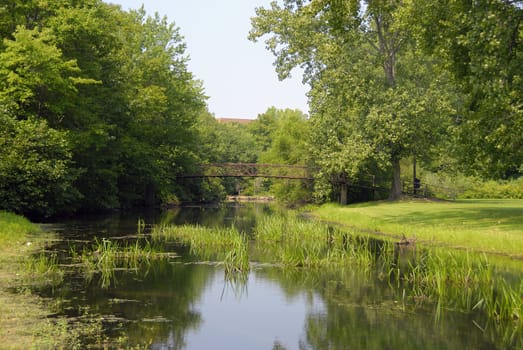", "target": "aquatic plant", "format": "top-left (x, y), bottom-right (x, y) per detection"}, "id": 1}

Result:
top-left (154, 224), bottom-right (239, 247)
top-left (391, 248), bottom-right (523, 340)
top-left (253, 213), bottom-right (379, 269)
top-left (152, 211), bottom-right (523, 343)
top-left (22, 252), bottom-right (64, 287)
top-left (224, 236), bottom-right (250, 276)
top-left (137, 217), bottom-right (146, 235)
top-left (154, 224), bottom-right (251, 275)
top-left (78, 238), bottom-right (169, 288)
